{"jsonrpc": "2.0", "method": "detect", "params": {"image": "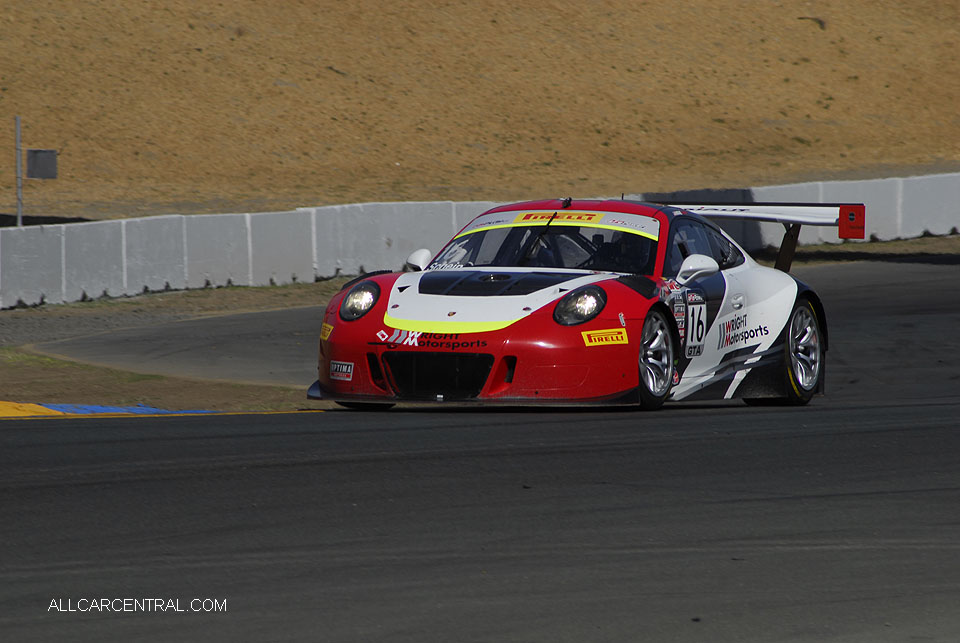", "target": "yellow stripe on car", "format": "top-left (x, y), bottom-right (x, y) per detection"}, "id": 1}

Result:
top-left (456, 220), bottom-right (658, 242)
top-left (383, 312), bottom-right (521, 334)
